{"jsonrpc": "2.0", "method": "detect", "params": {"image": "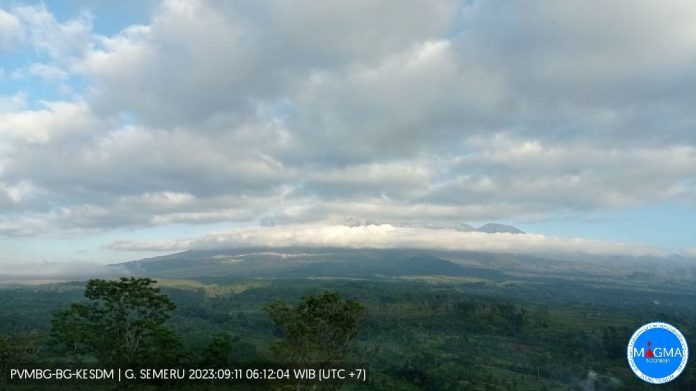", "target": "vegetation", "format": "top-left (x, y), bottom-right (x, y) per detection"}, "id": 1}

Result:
top-left (1, 252), bottom-right (696, 390)
top-left (265, 291), bottom-right (365, 365)
top-left (51, 277), bottom-right (181, 367)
